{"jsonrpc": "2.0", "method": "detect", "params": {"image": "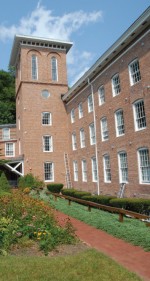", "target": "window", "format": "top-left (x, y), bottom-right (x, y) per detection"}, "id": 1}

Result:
top-left (80, 128), bottom-right (85, 148)
top-left (98, 86), bottom-right (105, 105)
top-left (51, 57), bottom-right (58, 81)
top-left (92, 157), bottom-right (97, 182)
top-left (133, 99), bottom-right (146, 131)
top-left (42, 112), bottom-right (52, 125)
top-left (88, 94), bottom-right (93, 112)
top-left (103, 154), bottom-right (111, 182)
top-left (118, 152), bottom-right (128, 183)
top-left (89, 123), bottom-right (96, 145)
top-left (44, 162), bottom-right (54, 181)
top-left (5, 143), bottom-right (14, 157)
top-left (73, 160), bottom-right (78, 181)
top-left (31, 54), bottom-right (38, 80)
top-left (129, 59), bottom-right (141, 86)
top-left (41, 89), bottom-right (50, 99)
top-left (72, 133), bottom-right (77, 150)
top-left (43, 136), bottom-right (53, 152)
top-left (2, 128), bottom-right (10, 140)
top-left (115, 109), bottom-right (125, 136)
top-left (82, 159), bottom-right (87, 182)
top-left (101, 117), bottom-right (109, 141)
top-left (138, 148), bottom-right (150, 183)
top-left (112, 74), bottom-right (121, 96)
top-left (78, 102), bottom-right (83, 118)
top-left (71, 108), bottom-right (75, 123)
